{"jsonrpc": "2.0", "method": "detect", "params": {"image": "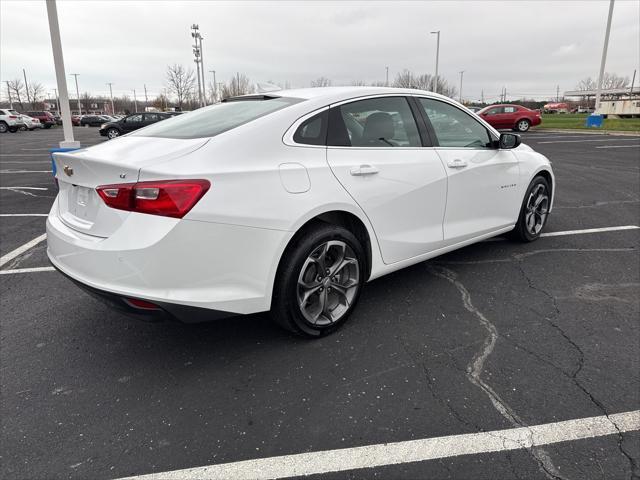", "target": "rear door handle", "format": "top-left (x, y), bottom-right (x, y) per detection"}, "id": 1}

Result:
top-left (447, 159), bottom-right (468, 169)
top-left (350, 164), bottom-right (379, 176)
